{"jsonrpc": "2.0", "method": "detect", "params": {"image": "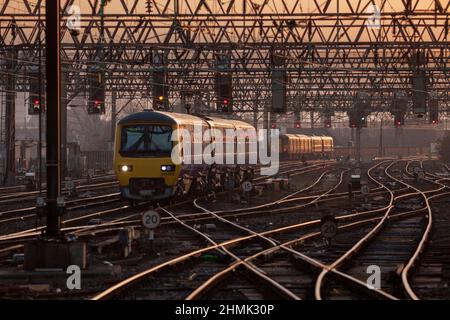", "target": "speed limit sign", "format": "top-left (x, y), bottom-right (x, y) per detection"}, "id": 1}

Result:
top-left (320, 215), bottom-right (337, 239)
top-left (65, 180), bottom-right (75, 191)
top-left (242, 181), bottom-right (253, 193)
top-left (142, 211), bottom-right (161, 229)
top-left (361, 184), bottom-right (370, 195)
